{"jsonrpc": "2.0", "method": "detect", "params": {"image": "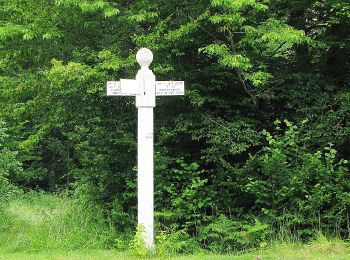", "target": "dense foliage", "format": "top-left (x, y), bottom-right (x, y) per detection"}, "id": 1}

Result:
top-left (0, 0), bottom-right (349, 250)
top-left (0, 120), bottom-right (21, 201)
